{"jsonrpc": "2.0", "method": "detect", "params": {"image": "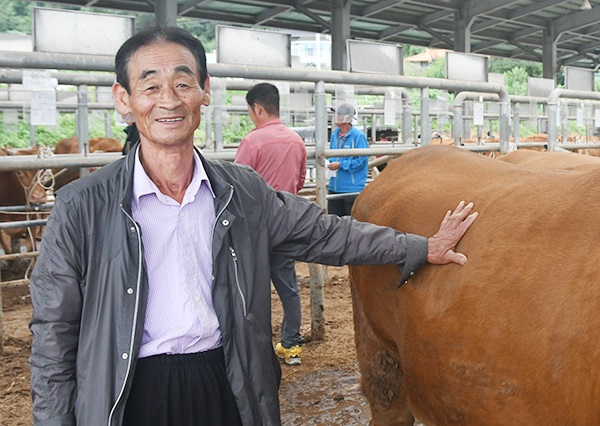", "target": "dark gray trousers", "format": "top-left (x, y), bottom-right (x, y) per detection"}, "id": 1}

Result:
top-left (270, 253), bottom-right (303, 347)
